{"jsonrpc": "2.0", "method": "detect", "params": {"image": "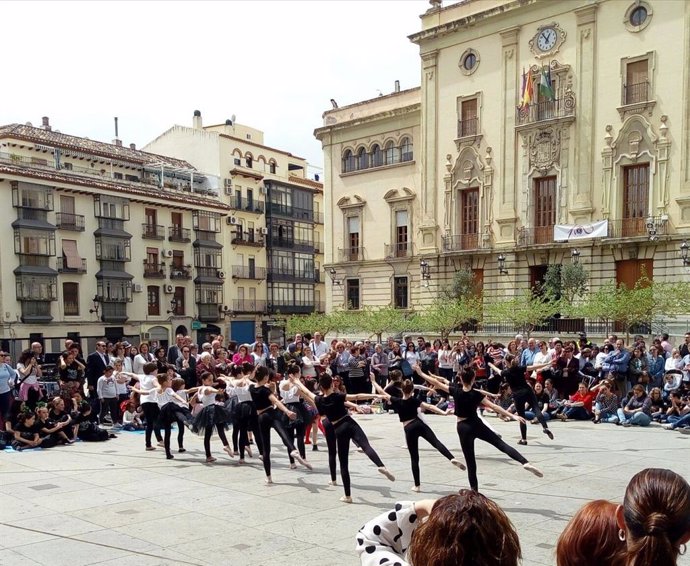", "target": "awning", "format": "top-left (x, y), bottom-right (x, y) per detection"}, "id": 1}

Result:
top-left (62, 240), bottom-right (82, 270)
